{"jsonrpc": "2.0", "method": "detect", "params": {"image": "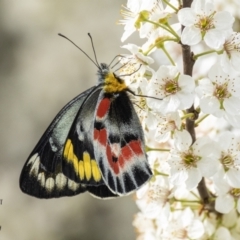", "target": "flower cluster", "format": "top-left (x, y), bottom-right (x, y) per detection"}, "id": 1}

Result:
top-left (120, 0), bottom-right (240, 239)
